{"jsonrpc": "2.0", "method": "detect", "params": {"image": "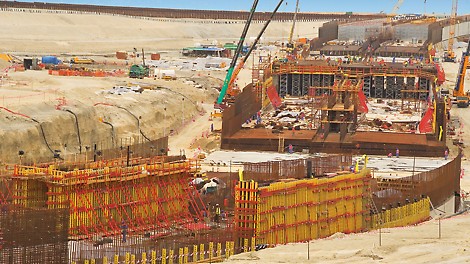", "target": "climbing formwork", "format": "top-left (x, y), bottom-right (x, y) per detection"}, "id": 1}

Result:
top-left (234, 169), bottom-right (371, 248)
top-left (2, 155), bottom-right (204, 239)
top-left (272, 62), bottom-right (439, 101)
